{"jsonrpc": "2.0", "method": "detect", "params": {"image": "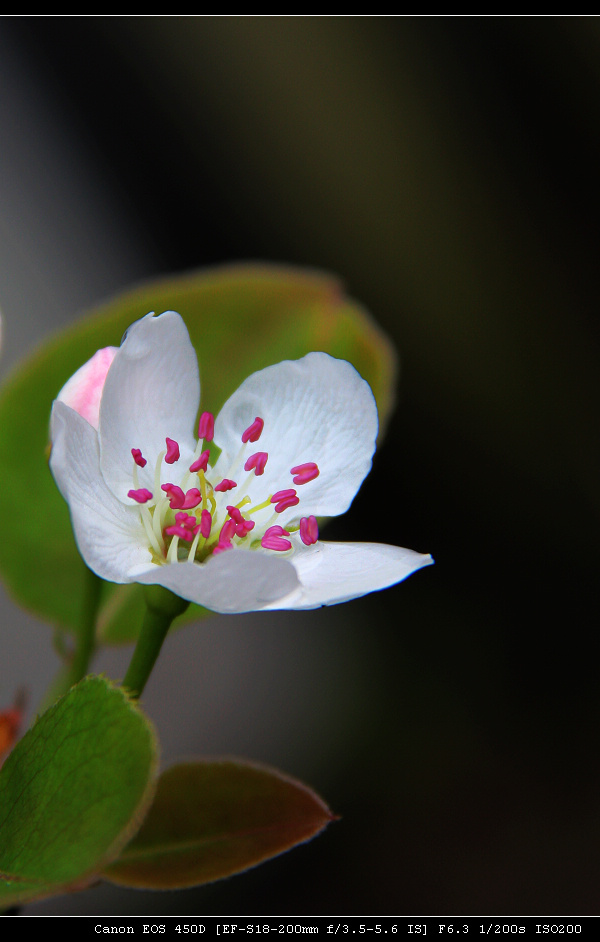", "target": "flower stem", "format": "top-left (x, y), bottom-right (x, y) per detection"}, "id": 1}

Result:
top-left (40, 566), bottom-right (103, 711)
top-left (69, 565), bottom-right (102, 684)
top-left (122, 586), bottom-right (189, 699)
